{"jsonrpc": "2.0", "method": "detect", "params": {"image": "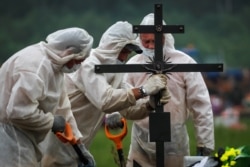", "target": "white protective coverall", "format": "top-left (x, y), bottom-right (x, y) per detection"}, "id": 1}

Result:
top-left (0, 27), bottom-right (93, 167)
top-left (41, 21), bottom-right (154, 167)
top-left (125, 14), bottom-right (214, 167)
